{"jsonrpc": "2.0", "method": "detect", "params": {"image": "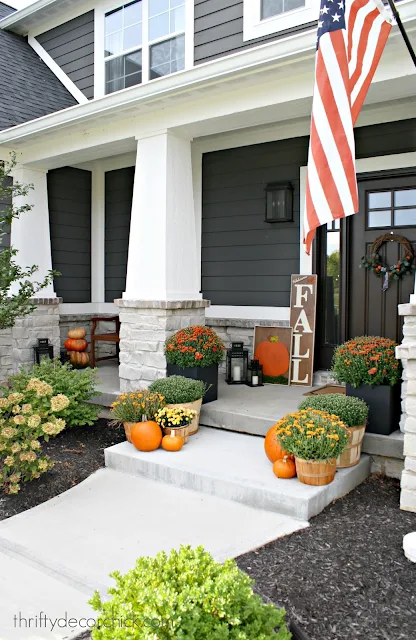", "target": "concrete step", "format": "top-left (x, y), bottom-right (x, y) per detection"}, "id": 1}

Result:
top-left (105, 427), bottom-right (371, 521)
